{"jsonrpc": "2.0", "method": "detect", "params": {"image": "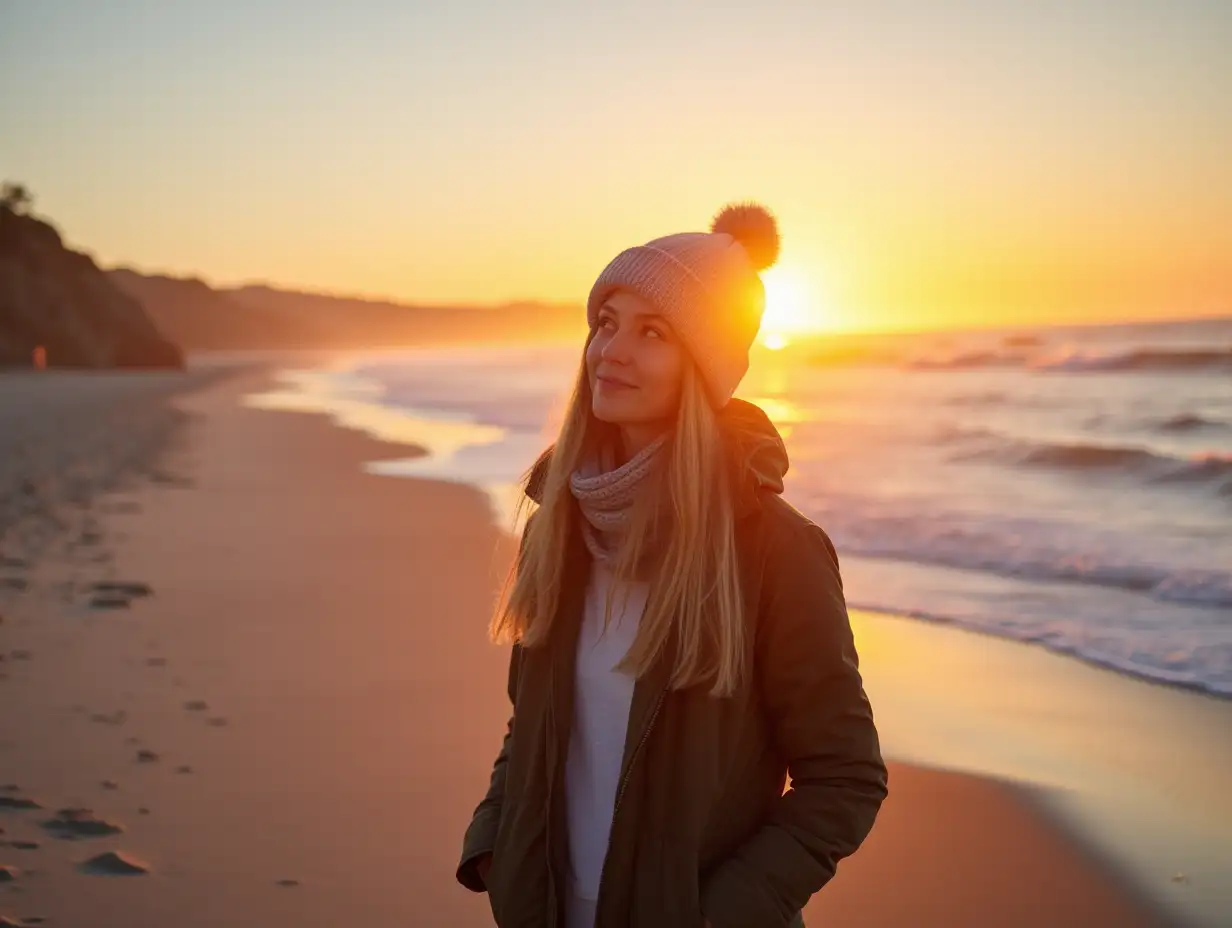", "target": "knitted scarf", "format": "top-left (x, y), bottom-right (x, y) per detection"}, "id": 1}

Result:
top-left (569, 432), bottom-right (669, 564)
